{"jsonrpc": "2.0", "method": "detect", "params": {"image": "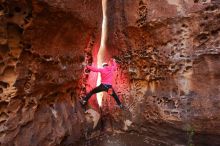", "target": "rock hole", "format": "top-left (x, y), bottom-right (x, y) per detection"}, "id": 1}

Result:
top-left (171, 111), bottom-right (179, 115)
top-left (139, 0), bottom-right (144, 5)
top-left (205, 5), bottom-right (218, 11)
top-left (0, 101), bottom-right (8, 108)
top-left (180, 90), bottom-right (185, 96)
top-left (7, 23), bottom-right (24, 34)
top-left (197, 33), bottom-right (209, 41)
top-left (79, 55), bottom-right (85, 62)
top-left (23, 43), bottom-right (32, 50)
top-left (182, 24), bottom-right (188, 28)
top-left (194, 0), bottom-right (199, 3)
top-left (164, 110), bottom-right (170, 115)
top-left (199, 23), bottom-right (205, 27)
top-left (0, 45), bottom-right (10, 54)
top-left (186, 59), bottom-right (191, 63)
top-left (14, 6), bottom-right (21, 13)
top-left (139, 5), bottom-right (147, 12)
top-left (7, 12), bottom-right (14, 18)
top-left (186, 66), bottom-right (192, 70)
top-left (0, 81), bottom-right (9, 88)
top-left (176, 30), bottom-right (182, 34)
top-left (66, 87), bottom-right (74, 93)
top-left (211, 28), bottom-right (220, 36)
top-left (25, 12), bottom-right (32, 20)
top-left (216, 14), bottom-right (220, 19)
top-left (0, 5), bottom-right (3, 11)
top-left (204, 16), bottom-right (209, 20)
top-left (142, 65), bottom-right (147, 69)
top-left (0, 54), bottom-right (3, 61)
